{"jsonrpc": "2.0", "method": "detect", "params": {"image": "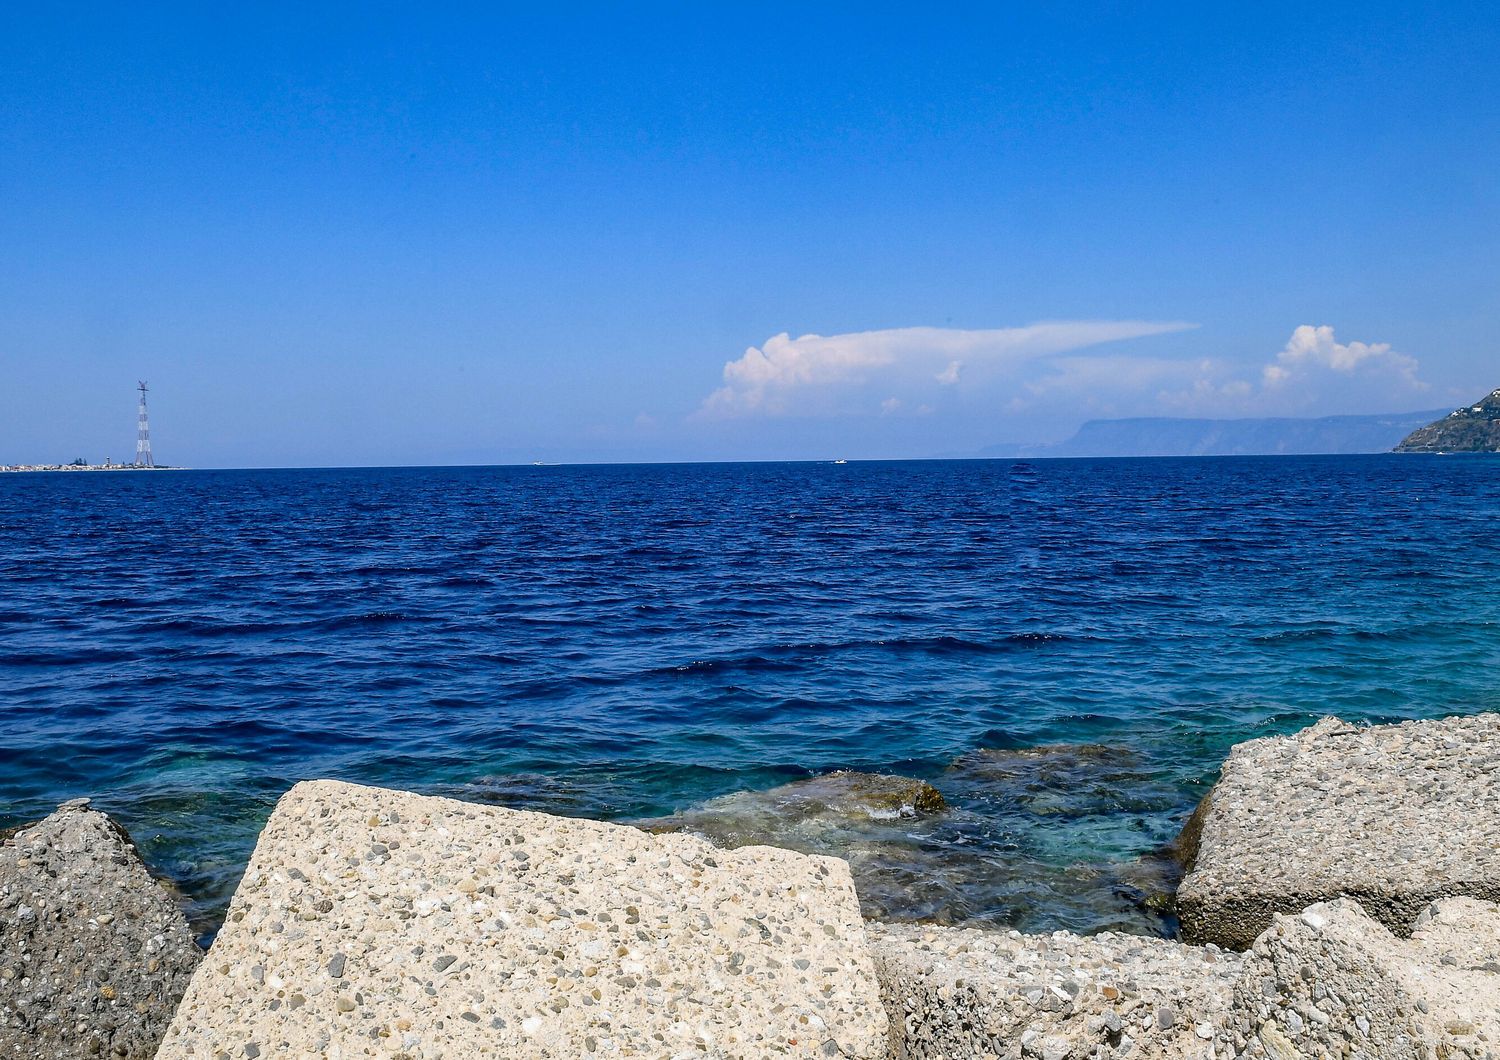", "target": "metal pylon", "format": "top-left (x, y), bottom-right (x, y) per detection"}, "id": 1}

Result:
top-left (135, 381), bottom-right (154, 467)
